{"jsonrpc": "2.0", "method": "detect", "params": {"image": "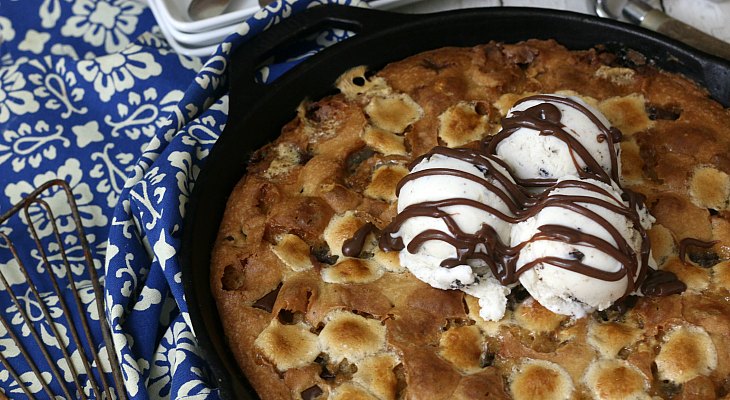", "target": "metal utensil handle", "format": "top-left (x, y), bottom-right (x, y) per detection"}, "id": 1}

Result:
top-left (230, 5), bottom-right (408, 104)
top-left (642, 9), bottom-right (730, 60)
